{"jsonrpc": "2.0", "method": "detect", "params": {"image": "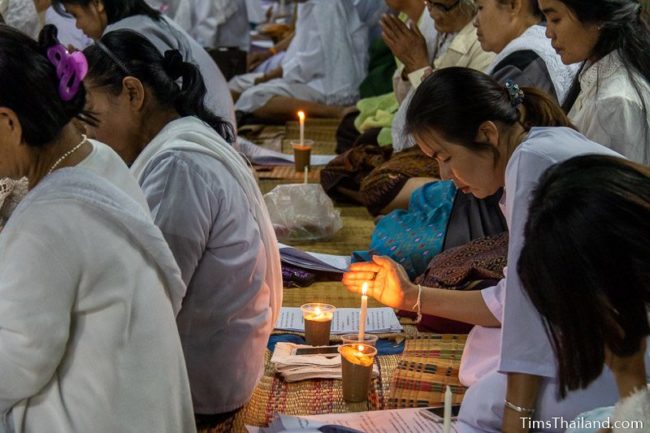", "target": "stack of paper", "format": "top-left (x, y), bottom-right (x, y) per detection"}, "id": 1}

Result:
top-left (271, 342), bottom-right (378, 382)
top-left (275, 307), bottom-right (403, 334)
top-left (279, 243), bottom-right (351, 273)
top-left (247, 409), bottom-right (460, 433)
